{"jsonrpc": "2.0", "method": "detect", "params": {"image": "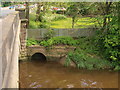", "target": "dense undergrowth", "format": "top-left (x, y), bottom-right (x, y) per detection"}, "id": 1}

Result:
top-left (27, 36), bottom-right (78, 47)
top-left (63, 37), bottom-right (115, 70)
top-left (26, 36), bottom-right (119, 70)
top-left (65, 49), bottom-right (112, 70)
